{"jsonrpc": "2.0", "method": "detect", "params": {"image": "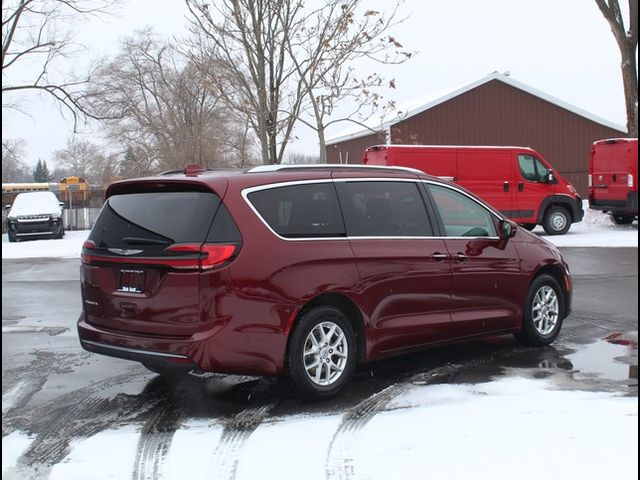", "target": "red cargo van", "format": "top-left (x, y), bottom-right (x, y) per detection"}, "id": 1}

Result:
top-left (363, 145), bottom-right (584, 235)
top-left (588, 138), bottom-right (638, 225)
